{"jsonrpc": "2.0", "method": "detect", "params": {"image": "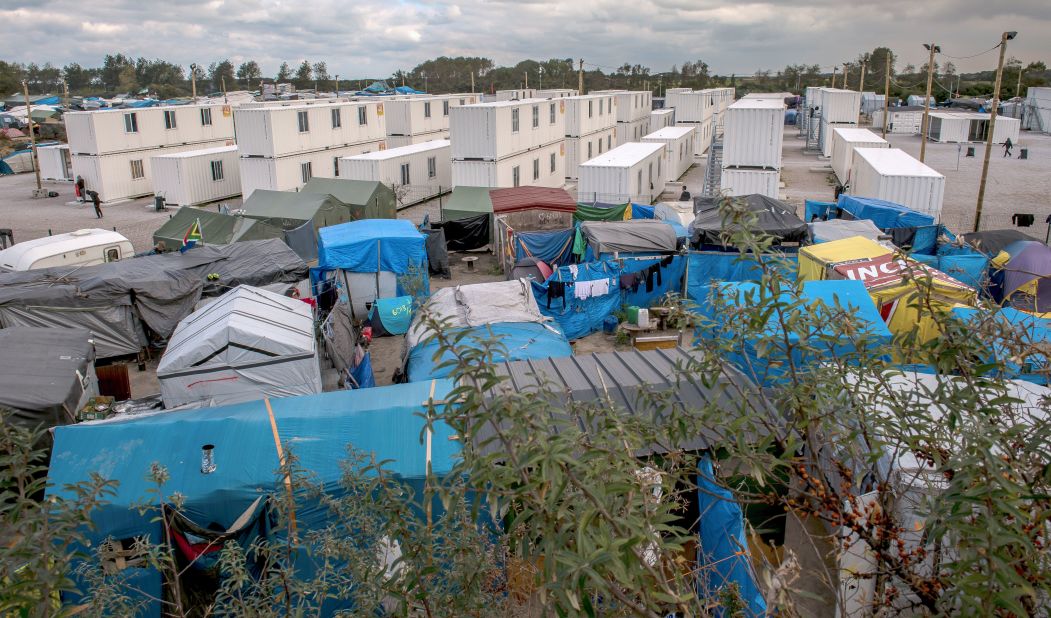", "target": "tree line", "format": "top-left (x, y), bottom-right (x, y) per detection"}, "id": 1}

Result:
top-left (2, 48), bottom-right (1047, 101)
